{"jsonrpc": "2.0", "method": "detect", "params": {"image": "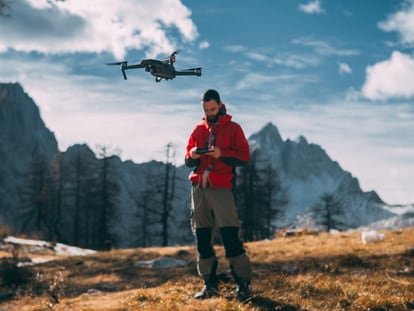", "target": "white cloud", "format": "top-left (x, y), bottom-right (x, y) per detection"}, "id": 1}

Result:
top-left (338, 61), bottom-right (352, 75)
top-left (244, 51), bottom-right (320, 69)
top-left (292, 38), bottom-right (360, 56)
top-left (362, 51), bottom-right (414, 100)
top-left (199, 40), bottom-right (209, 49)
top-left (224, 45), bottom-right (247, 53)
top-left (299, 0), bottom-right (324, 15)
top-left (345, 87), bottom-right (361, 102)
top-left (366, 1), bottom-right (414, 101)
top-left (0, 0), bottom-right (198, 59)
top-left (274, 54), bottom-right (320, 69)
top-left (234, 73), bottom-right (280, 91)
top-left (233, 72), bottom-right (319, 97)
top-left (244, 51), bottom-right (269, 62)
top-left (379, 0), bottom-right (414, 46)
